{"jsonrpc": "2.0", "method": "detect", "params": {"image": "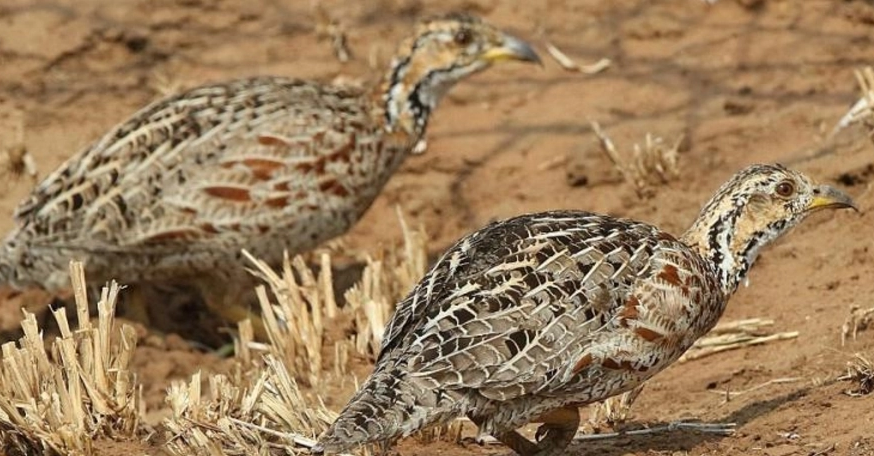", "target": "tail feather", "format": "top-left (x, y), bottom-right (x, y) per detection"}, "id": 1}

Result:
top-left (0, 230), bottom-right (66, 290)
top-left (0, 236), bottom-right (20, 287)
top-left (315, 361), bottom-right (460, 454)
